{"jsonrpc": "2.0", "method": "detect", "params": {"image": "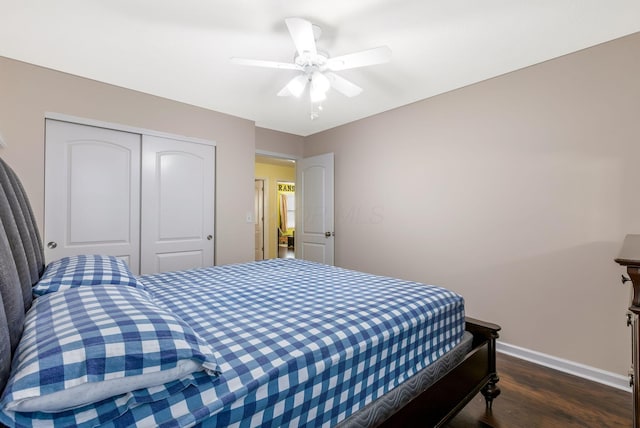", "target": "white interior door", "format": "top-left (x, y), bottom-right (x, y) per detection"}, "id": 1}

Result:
top-left (141, 135), bottom-right (215, 274)
top-left (44, 119), bottom-right (141, 271)
top-left (296, 153), bottom-right (334, 265)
